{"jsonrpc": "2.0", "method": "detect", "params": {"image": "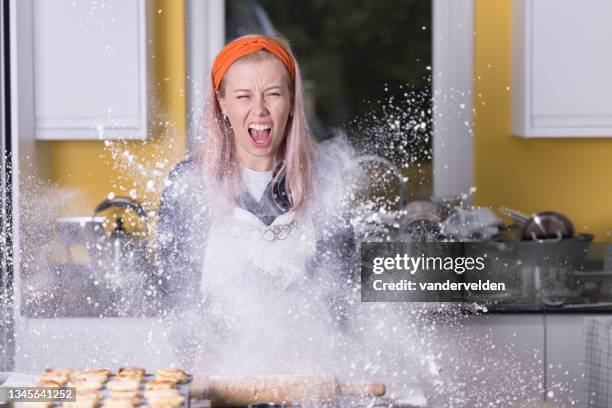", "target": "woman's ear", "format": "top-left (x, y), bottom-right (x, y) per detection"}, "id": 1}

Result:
top-left (216, 91), bottom-right (226, 114)
top-left (217, 99), bottom-right (229, 120)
